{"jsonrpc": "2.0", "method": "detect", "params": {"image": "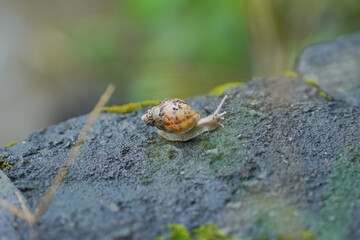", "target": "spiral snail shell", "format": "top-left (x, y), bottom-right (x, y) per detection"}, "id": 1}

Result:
top-left (142, 95), bottom-right (228, 141)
